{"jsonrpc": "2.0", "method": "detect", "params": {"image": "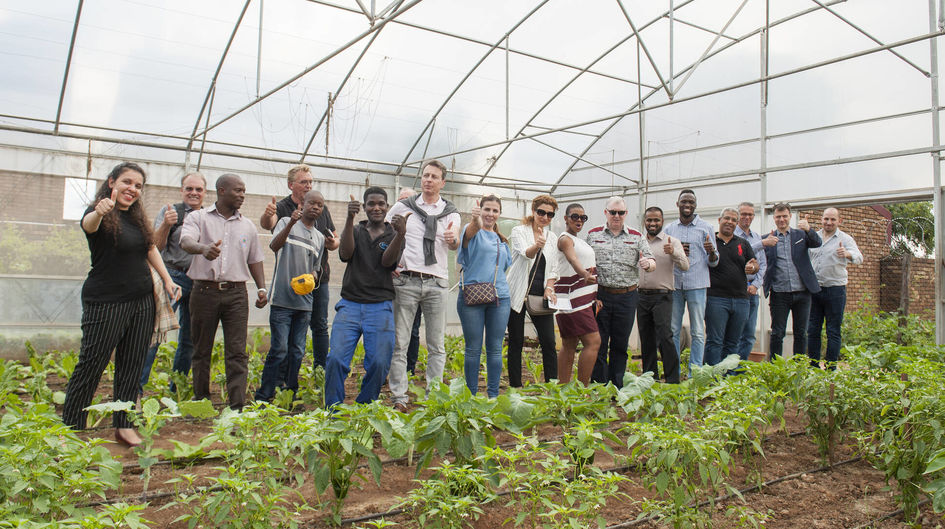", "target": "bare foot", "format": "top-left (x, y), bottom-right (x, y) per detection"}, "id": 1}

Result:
top-left (114, 428), bottom-right (142, 448)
